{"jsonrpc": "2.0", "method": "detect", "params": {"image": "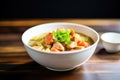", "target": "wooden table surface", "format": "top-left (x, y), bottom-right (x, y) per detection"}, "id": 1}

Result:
top-left (0, 19), bottom-right (120, 80)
